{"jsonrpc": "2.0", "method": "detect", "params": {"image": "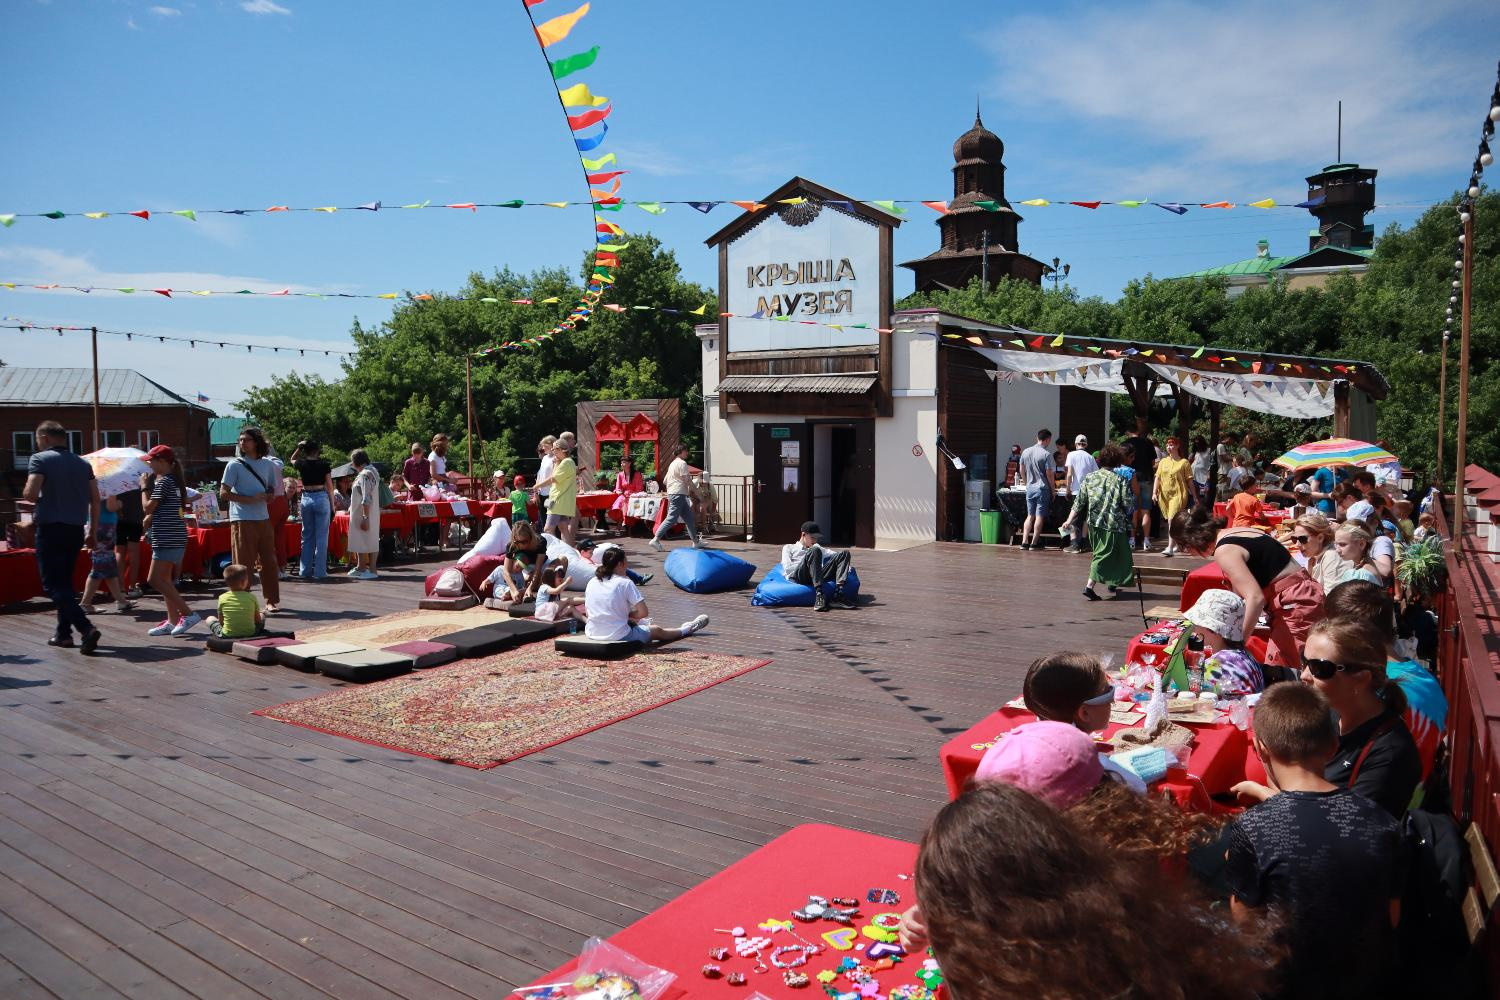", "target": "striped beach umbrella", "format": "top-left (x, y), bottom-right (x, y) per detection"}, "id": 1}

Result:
top-left (1271, 438), bottom-right (1397, 471)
